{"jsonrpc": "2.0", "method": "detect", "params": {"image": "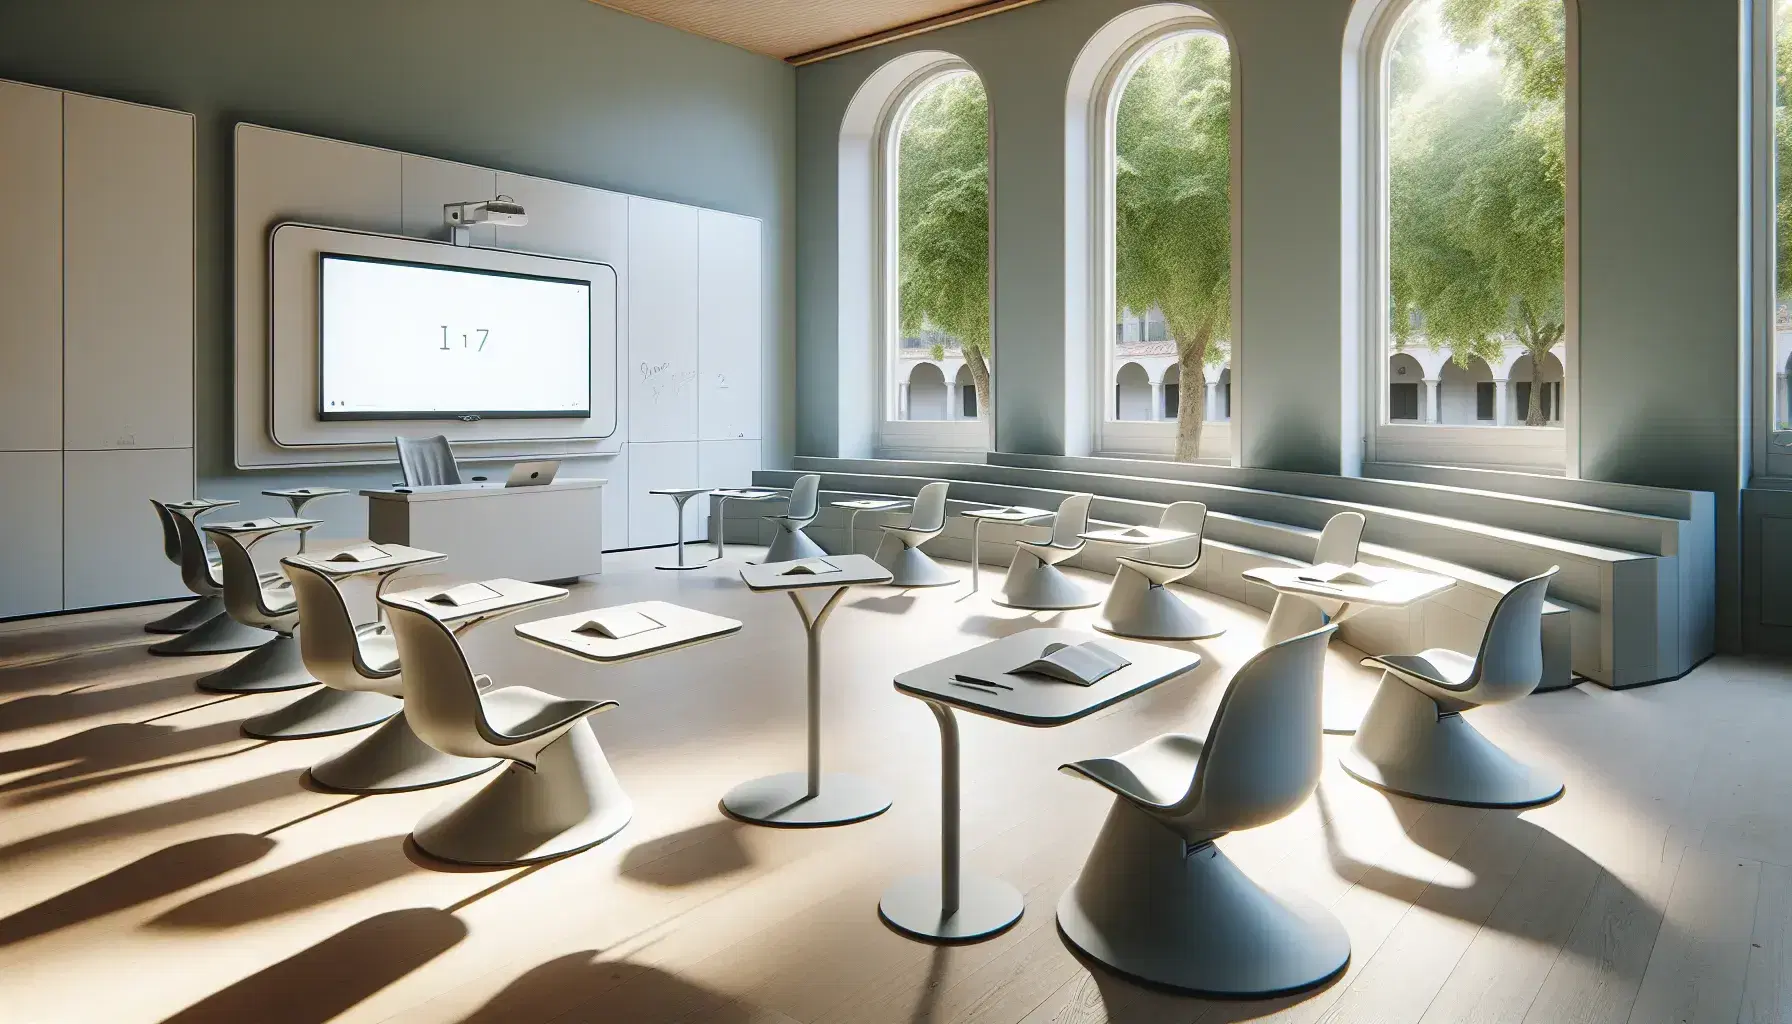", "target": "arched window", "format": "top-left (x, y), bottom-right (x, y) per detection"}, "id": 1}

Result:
top-left (1352, 0), bottom-right (1575, 472)
top-left (838, 53), bottom-right (991, 458)
top-left (1068, 5), bottom-right (1237, 462)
